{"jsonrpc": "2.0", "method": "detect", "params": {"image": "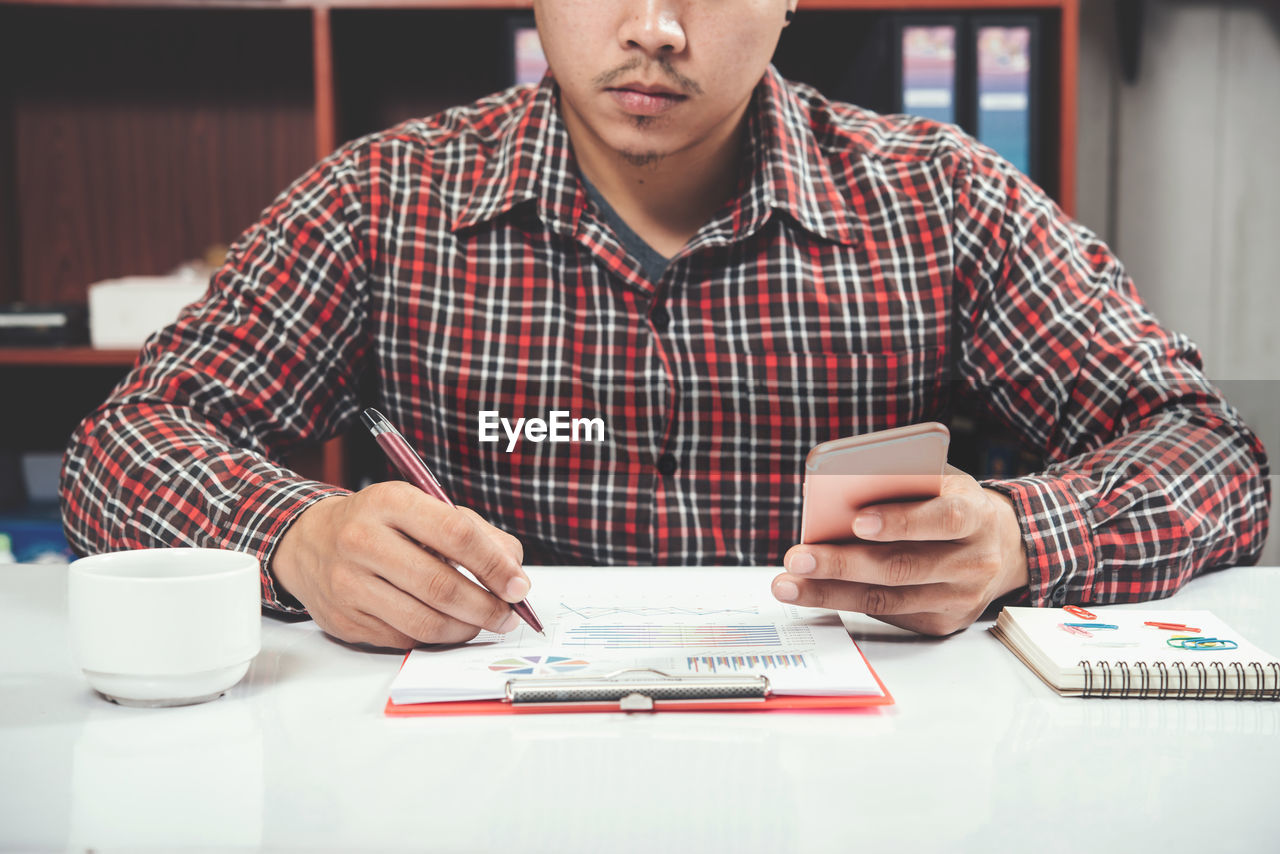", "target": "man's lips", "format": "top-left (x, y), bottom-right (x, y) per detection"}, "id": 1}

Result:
top-left (606, 85), bottom-right (688, 116)
top-left (611, 83), bottom-right (683, 96)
